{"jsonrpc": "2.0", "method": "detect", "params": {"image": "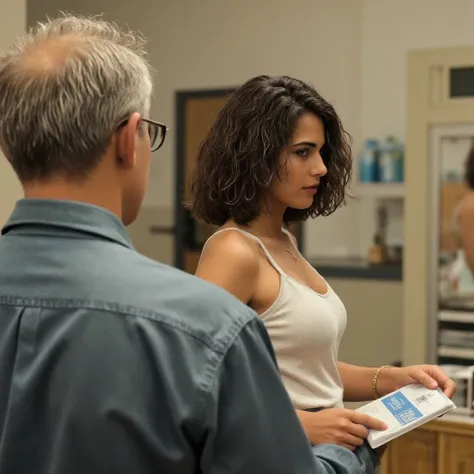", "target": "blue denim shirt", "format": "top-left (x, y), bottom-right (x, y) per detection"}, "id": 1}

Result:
top-left (0, 199), bottom-right (379, 474)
